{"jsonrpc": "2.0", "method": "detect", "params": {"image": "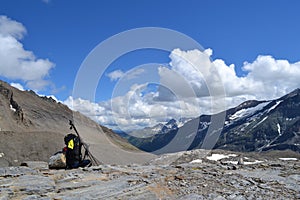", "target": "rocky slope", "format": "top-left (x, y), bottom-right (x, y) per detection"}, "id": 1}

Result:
top-left (126, 89), bottom-right (300, 154)
top-left (0, 80), bottom-right (155, 167)
top-left (0, 149), bottom-right (299, 199)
